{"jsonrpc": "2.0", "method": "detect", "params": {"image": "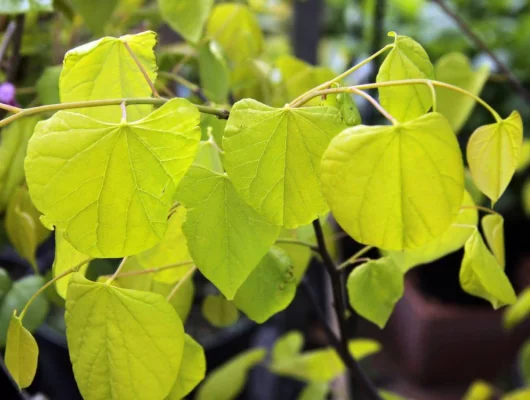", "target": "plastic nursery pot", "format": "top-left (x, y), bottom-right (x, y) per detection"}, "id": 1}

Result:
top-left (384, 261), bottom-right (530, 386)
